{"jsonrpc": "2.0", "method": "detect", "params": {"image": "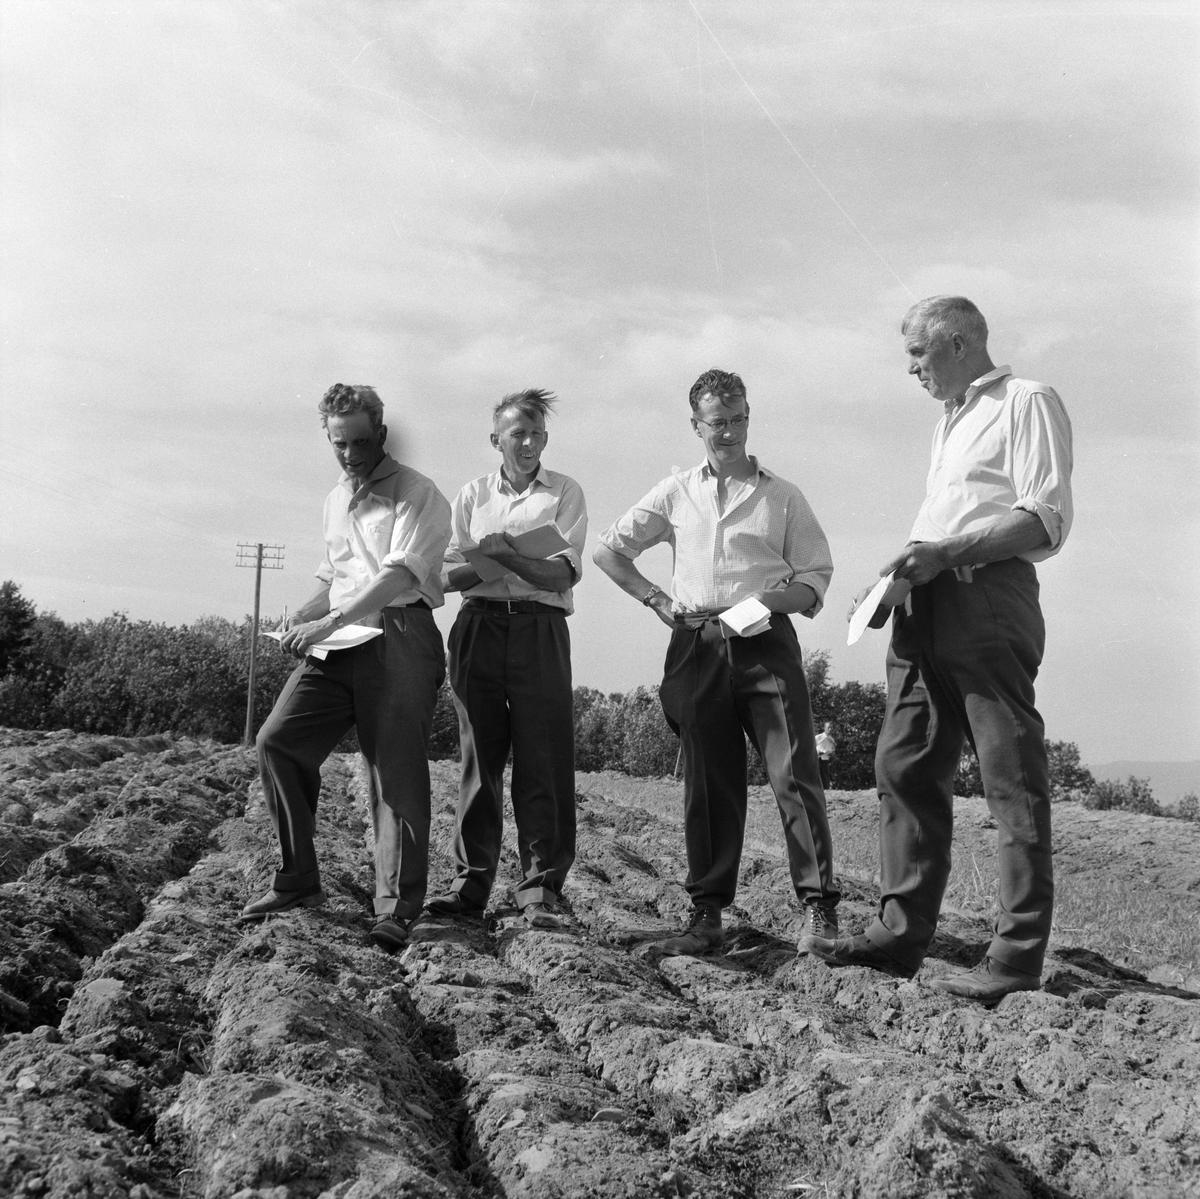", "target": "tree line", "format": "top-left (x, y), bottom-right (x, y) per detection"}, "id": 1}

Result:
top-left (1, 581), bottom-right (1192, 819)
